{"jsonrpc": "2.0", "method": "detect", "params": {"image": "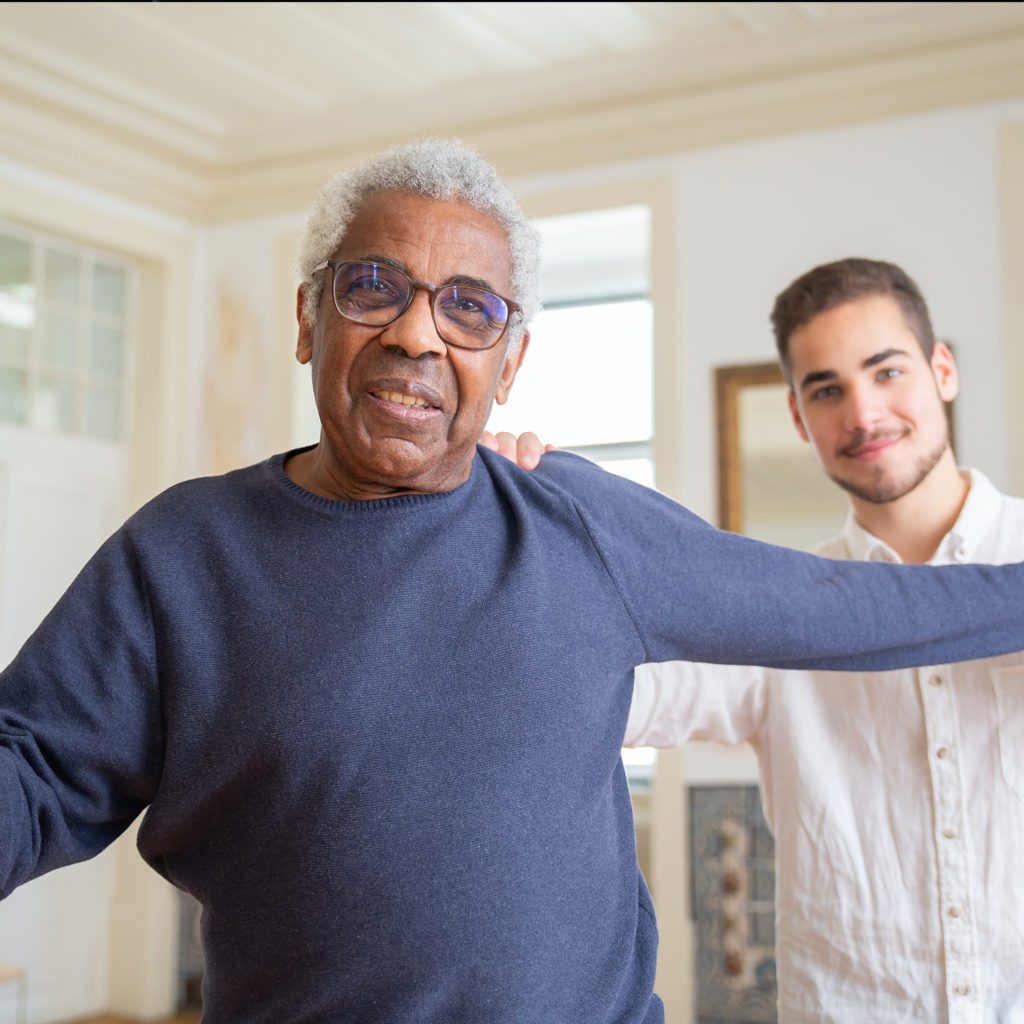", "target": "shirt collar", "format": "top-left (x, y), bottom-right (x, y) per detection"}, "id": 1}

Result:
top-left (945, 467), bottom-right (1001, 562)
top-left (838, 468), bottom-right (1001, 565)
top-left (838, 514), bottom-right (899, 563)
